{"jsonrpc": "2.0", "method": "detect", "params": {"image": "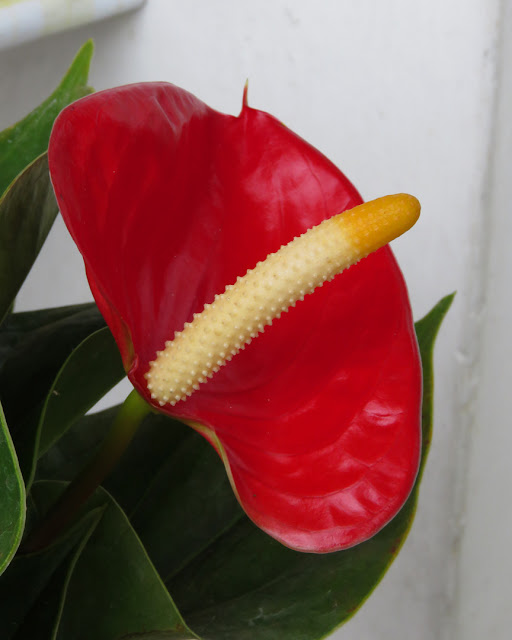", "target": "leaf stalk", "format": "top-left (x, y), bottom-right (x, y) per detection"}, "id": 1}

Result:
top-left (22, 389), bottom-right (150, 553)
